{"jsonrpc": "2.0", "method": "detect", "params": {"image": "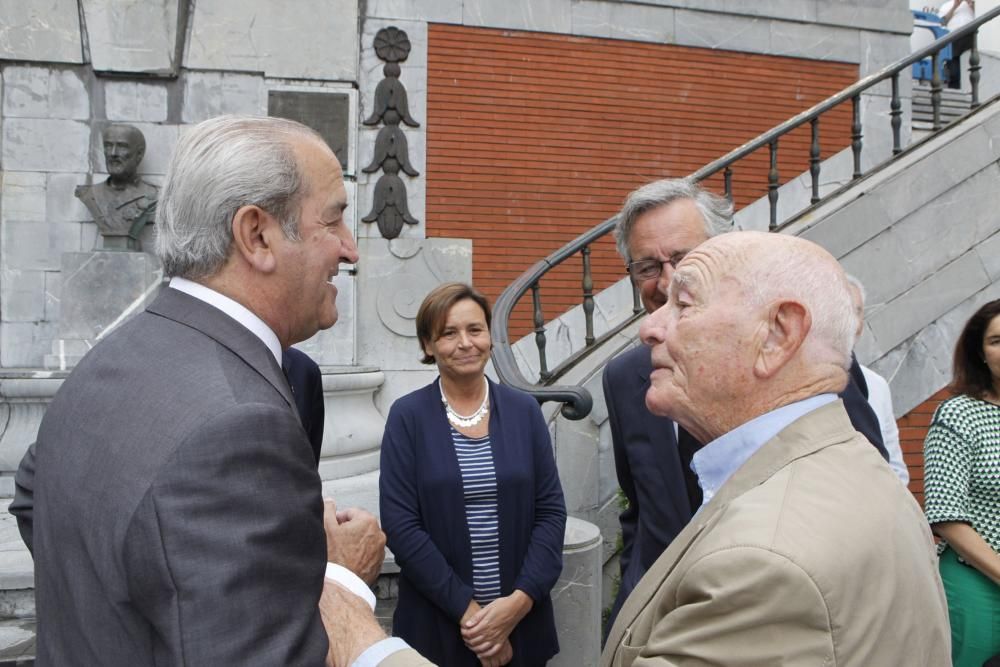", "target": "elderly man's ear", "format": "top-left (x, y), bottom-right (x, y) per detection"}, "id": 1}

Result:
top-left (753, 300), bottom-right (810, 379)
top-left (231, 205), bottom-right (282, 274)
